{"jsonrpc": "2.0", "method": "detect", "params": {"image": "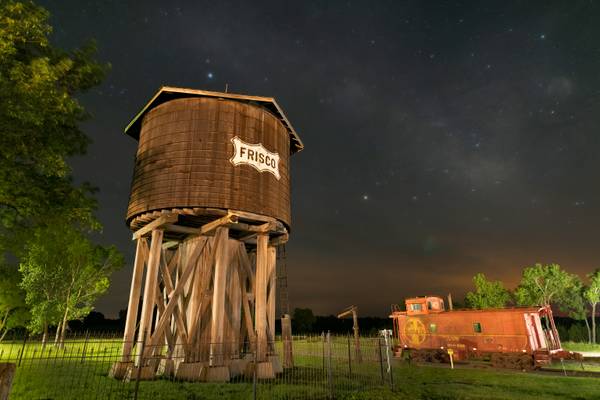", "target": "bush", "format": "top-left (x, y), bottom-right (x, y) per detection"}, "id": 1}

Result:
top-left (567, 323), bottom-right (588, 342)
